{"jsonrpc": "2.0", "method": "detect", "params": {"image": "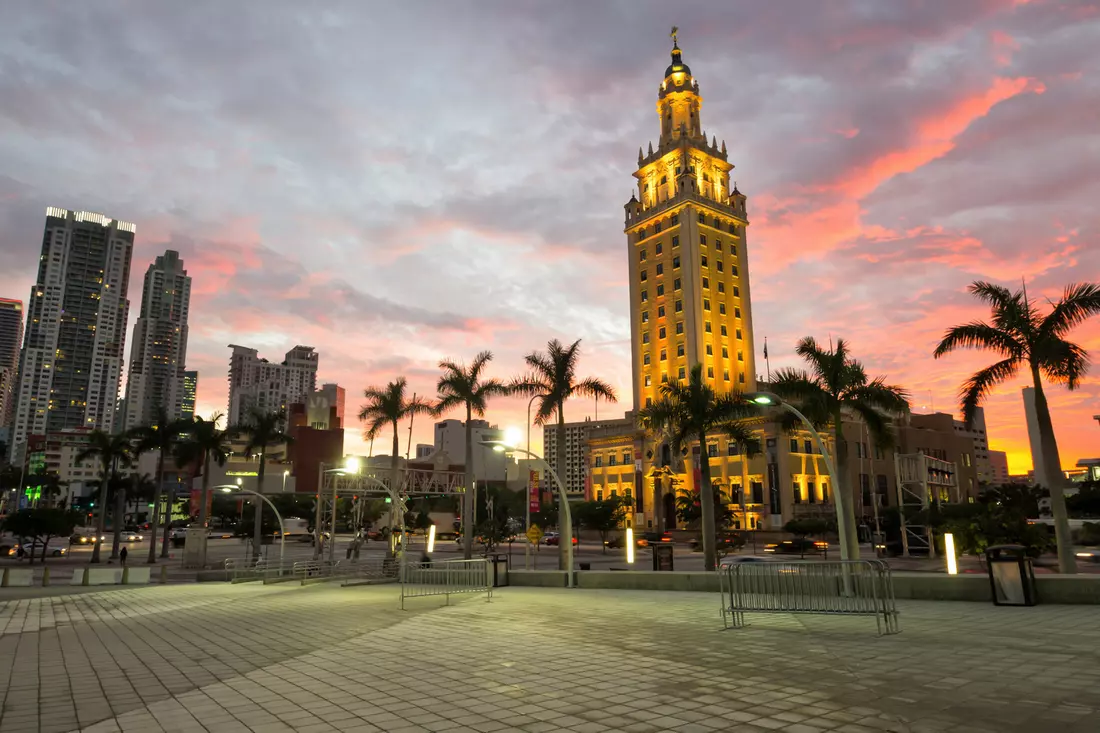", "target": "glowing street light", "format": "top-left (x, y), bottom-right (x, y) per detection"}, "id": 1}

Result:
top-left (483, 439), bottom-right (576, 588)
top-left (217, 485), bottom-right (284, 566)
top-left (744, 391), bottom-right (855, 562)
